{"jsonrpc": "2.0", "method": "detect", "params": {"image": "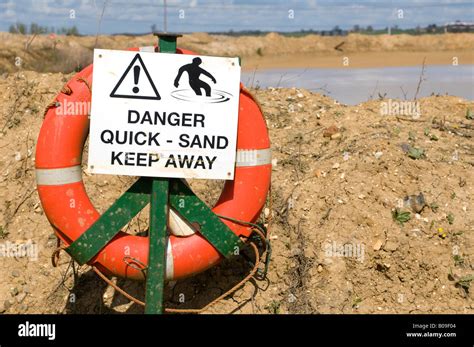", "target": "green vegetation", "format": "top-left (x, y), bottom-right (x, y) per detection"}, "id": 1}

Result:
top-left (265, 300), bottom-right (281, 314)
top-left (352, 297), bottom-right (363, 308)
top-left (466, 108), bottom-right (473, 120)
top-left (407, 147), bottom-right (425, 160)
top-left (0, 225), bottom-right (8, 239)
top-left (430, 202), bottom-right (439, 212)
top-left (447, 213), bottom-right (455, 225)
top-left (392, 209), bottom-right (411, 226)
top-left (453, 255), bottom-right (464, 267)
top-left (9, 22), bottom-right (80, 36)
top-left (456, 275), bottom-right (474, 291)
